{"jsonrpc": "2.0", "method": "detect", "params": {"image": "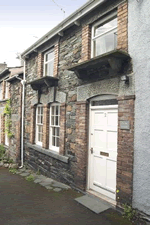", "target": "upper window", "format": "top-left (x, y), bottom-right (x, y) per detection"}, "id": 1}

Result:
top-left (36, 105), bottom-right (43, 146)
top-left (0, 83), bottom-right (2, 100)
top-left (92, 17), bottom-right (117, 57)
top-left (49, 103), bottom-right (60, 152)
top-left (4, 81), bottom-right (9, 99)
top-left (44, 49), bottom-right (54, 76)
